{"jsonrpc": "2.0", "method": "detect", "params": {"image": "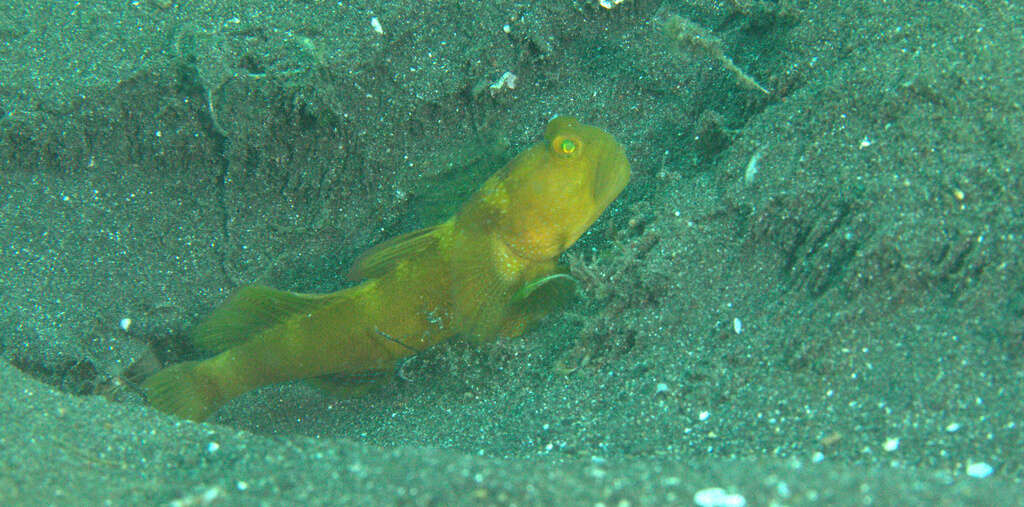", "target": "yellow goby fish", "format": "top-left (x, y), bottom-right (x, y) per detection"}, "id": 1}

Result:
top-left (141, 116), bottom-right (630, 422)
